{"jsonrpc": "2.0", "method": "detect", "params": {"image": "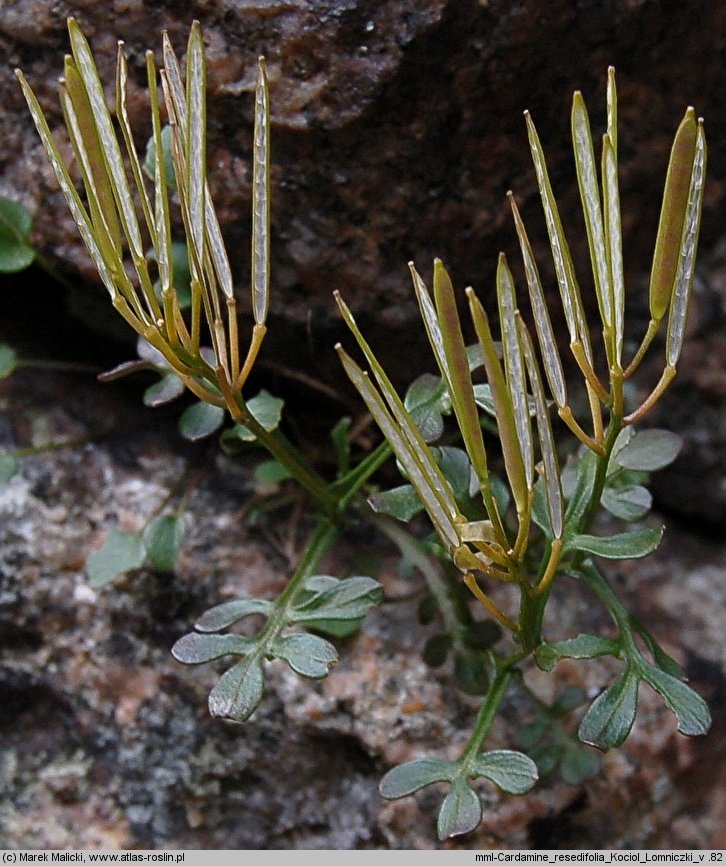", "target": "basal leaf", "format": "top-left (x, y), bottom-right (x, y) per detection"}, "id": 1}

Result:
top-left (87, 529), bottom-right (145, 587)
top-left (640, 662), bottom-right (711, 737)
top-left (437, 779), bottom-right (482, 840)
top-left (271, 632), bottom-right (338, 679)
top-left (566, 527), bottom-right (663, 560)
top-left (208, 655), bottom-right (264, 721)
top-left (195, 597), bottom-right (275, 632)
top-left (143, 513), bottom-right (185, 572)
top-left (171, 632), bottom-right (255, 664)
top-left (379, 758), bottom-right (456, 799)
top-left (470, 749), bottom-right (539, 795)
top-left (179, 401), bottom-right (225, 441)
top-left (578, 668), bottom-right (639, 750)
